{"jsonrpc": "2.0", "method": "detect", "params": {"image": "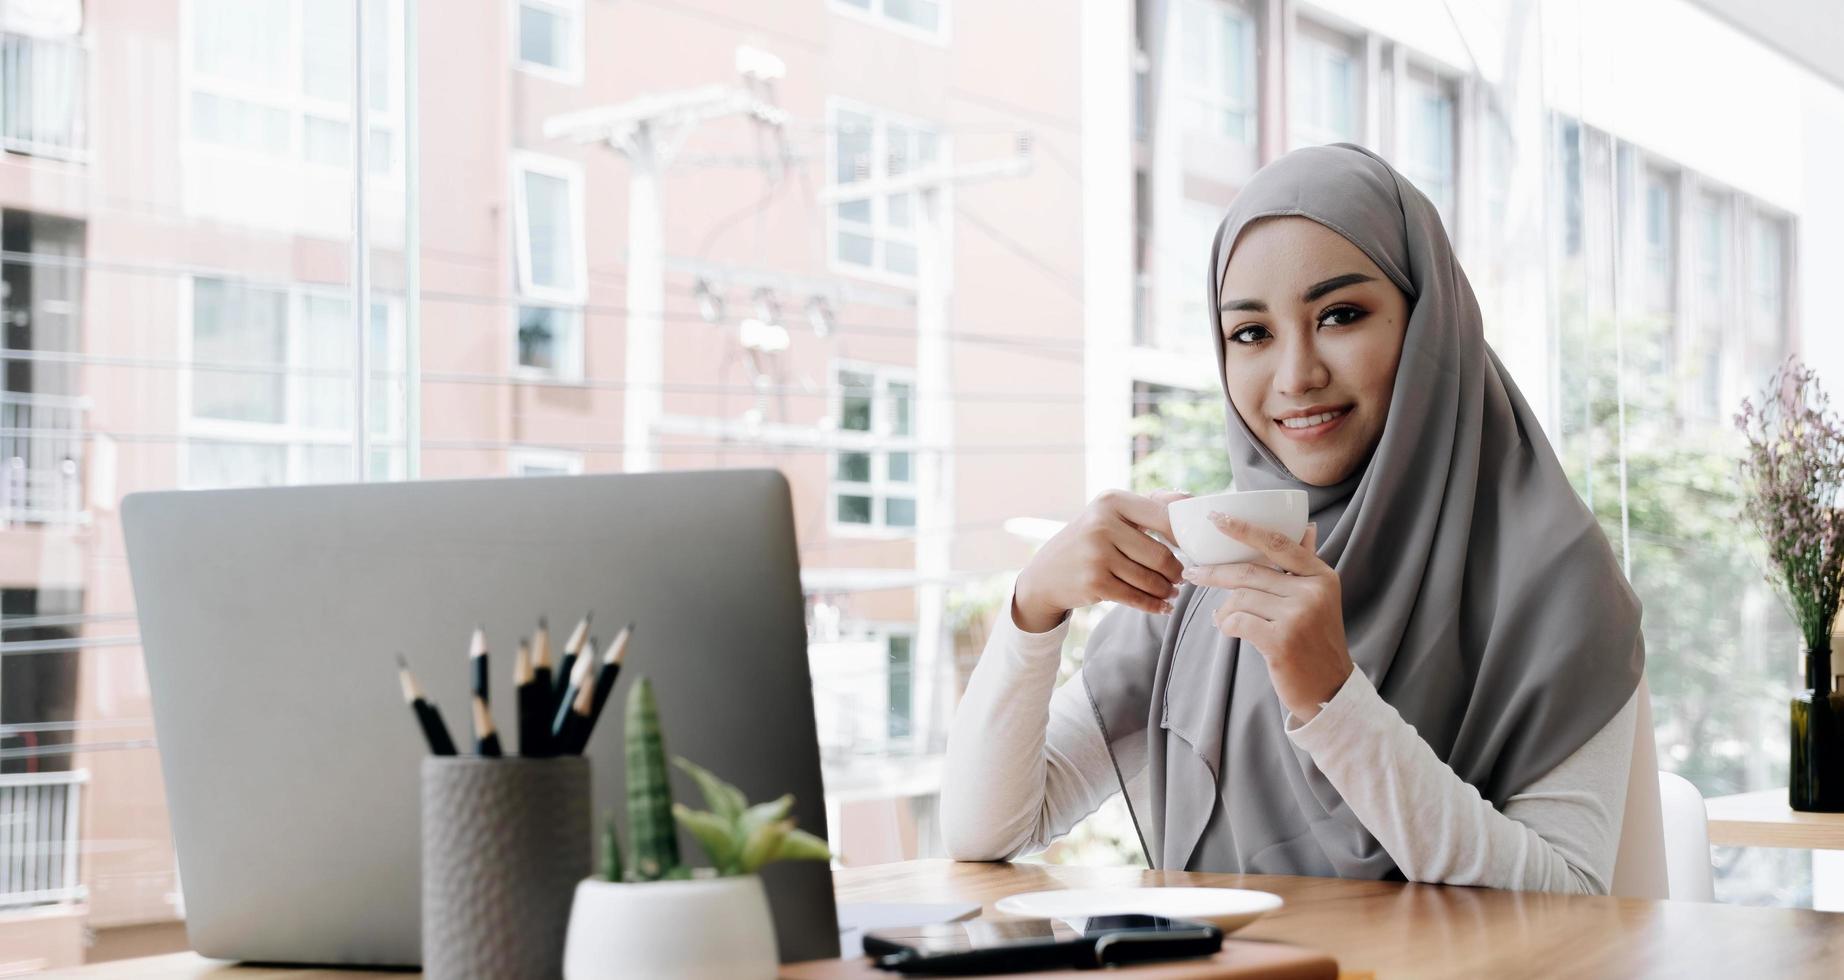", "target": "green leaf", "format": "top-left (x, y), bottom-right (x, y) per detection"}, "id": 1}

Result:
top-left (674, 757), bottom-right (747, 824)
top-left (740, 794), bottom-right (794, 837)
top-left (600, 811), bottom-right (625, 882)
top-left (674, 803), bottom-right (743, 875)
top-left (772, 828), bottom-right (833, 865)
top-left (739, 818), bottom-right (792, 875)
